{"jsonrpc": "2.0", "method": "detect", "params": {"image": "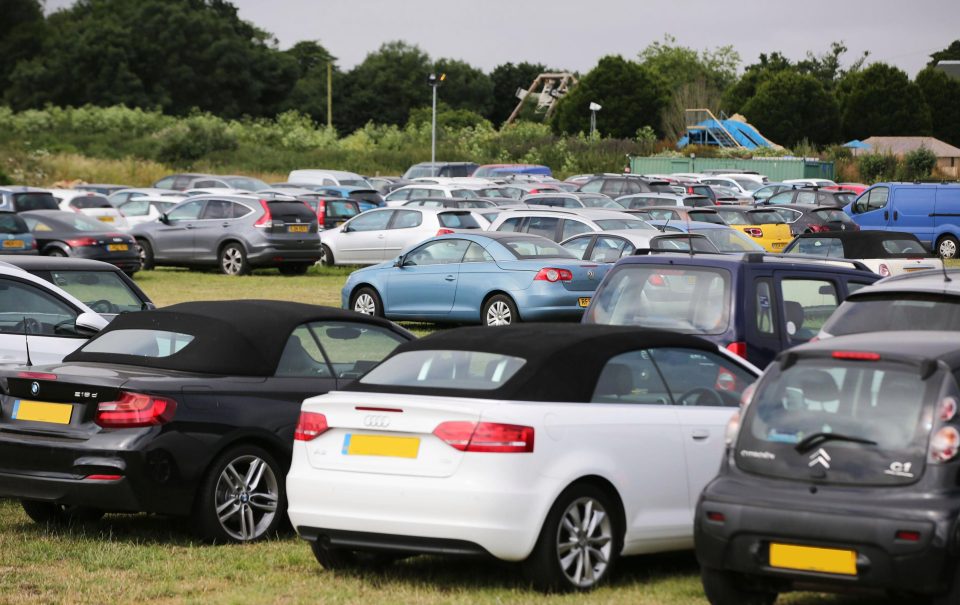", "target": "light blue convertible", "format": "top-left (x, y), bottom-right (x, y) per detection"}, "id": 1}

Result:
top-left (341, 232), bottom-right (612, 326)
